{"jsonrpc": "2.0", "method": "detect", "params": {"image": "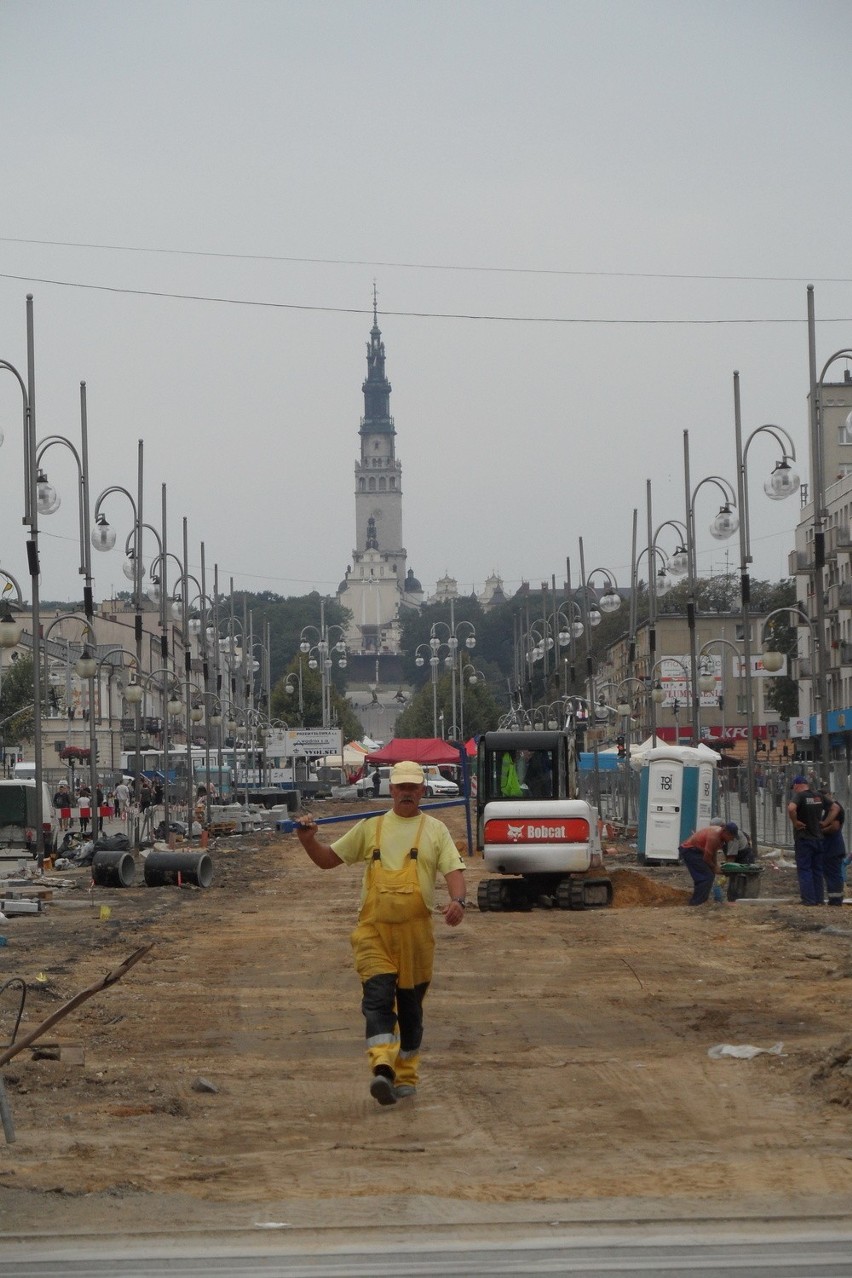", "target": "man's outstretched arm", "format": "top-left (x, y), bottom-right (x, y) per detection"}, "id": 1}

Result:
top-left (294, 816), bottom-right (344, 869)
